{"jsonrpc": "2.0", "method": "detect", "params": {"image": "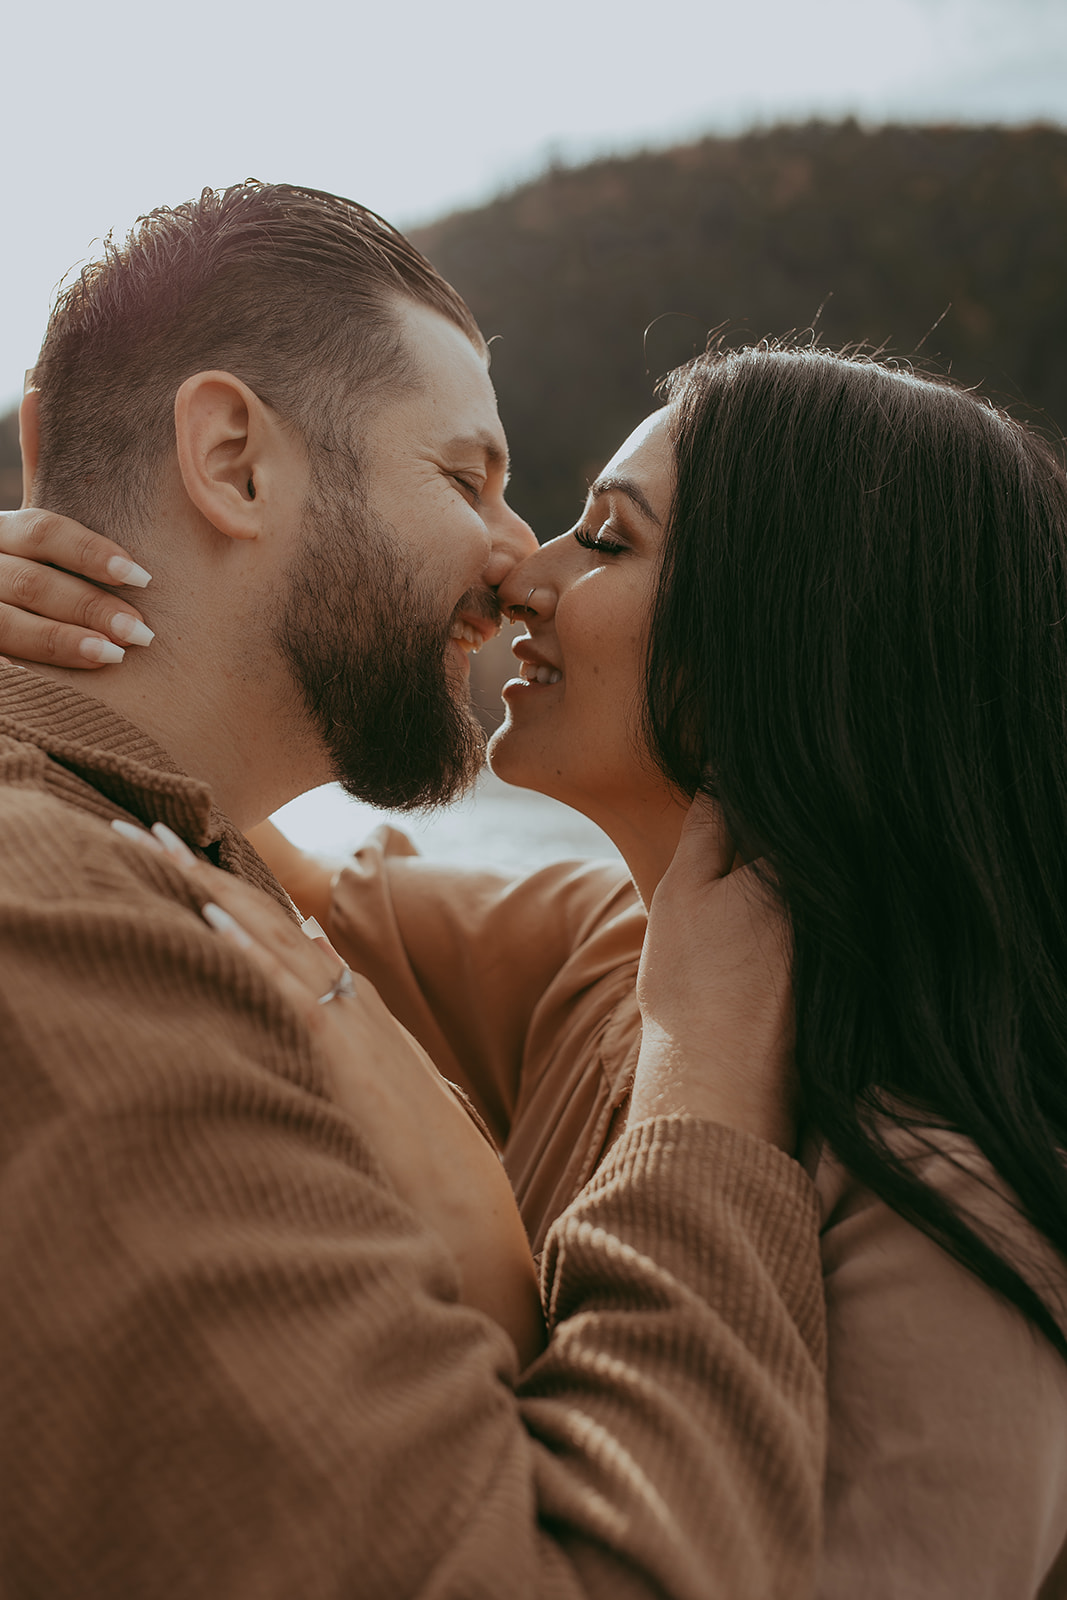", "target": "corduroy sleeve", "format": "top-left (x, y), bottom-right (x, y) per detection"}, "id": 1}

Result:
top-left (0, 783), bottom-right (825, 1600)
